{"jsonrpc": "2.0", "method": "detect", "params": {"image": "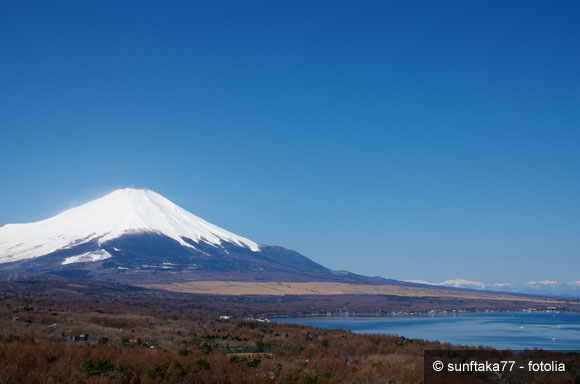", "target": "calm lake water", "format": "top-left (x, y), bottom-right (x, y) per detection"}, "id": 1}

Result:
top-left (277, 312), bottom-right (580, 350)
